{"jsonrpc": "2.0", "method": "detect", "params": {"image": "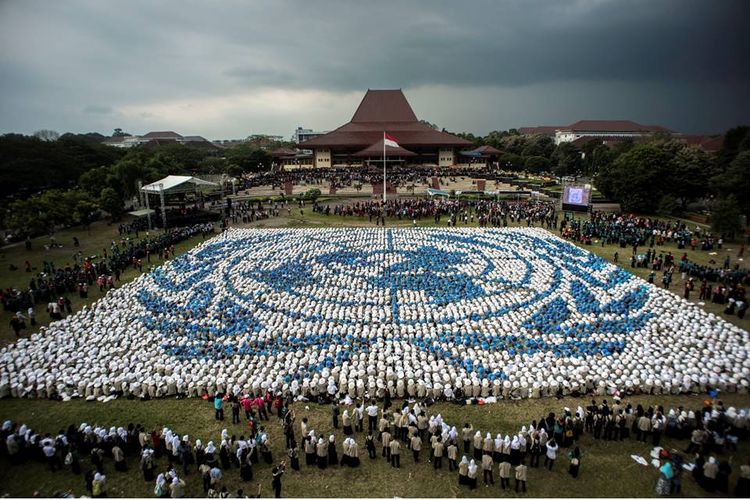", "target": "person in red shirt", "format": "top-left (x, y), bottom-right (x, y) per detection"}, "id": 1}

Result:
top-left (242, 396), bottom-right (255, 421)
